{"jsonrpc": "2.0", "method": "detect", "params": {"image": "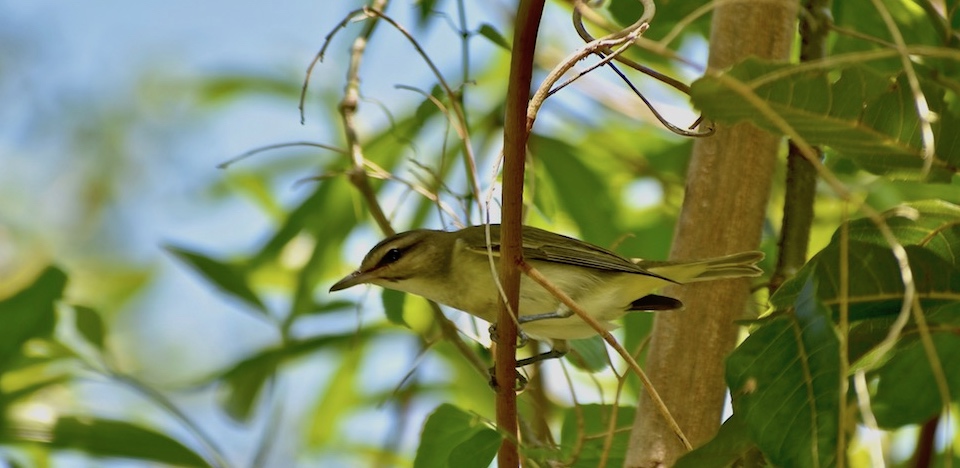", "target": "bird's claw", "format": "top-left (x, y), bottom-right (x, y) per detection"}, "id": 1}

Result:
top-left (488, 367), bottom-right (528, 393)
top-left (488, 323), bottom-right (530, 348)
